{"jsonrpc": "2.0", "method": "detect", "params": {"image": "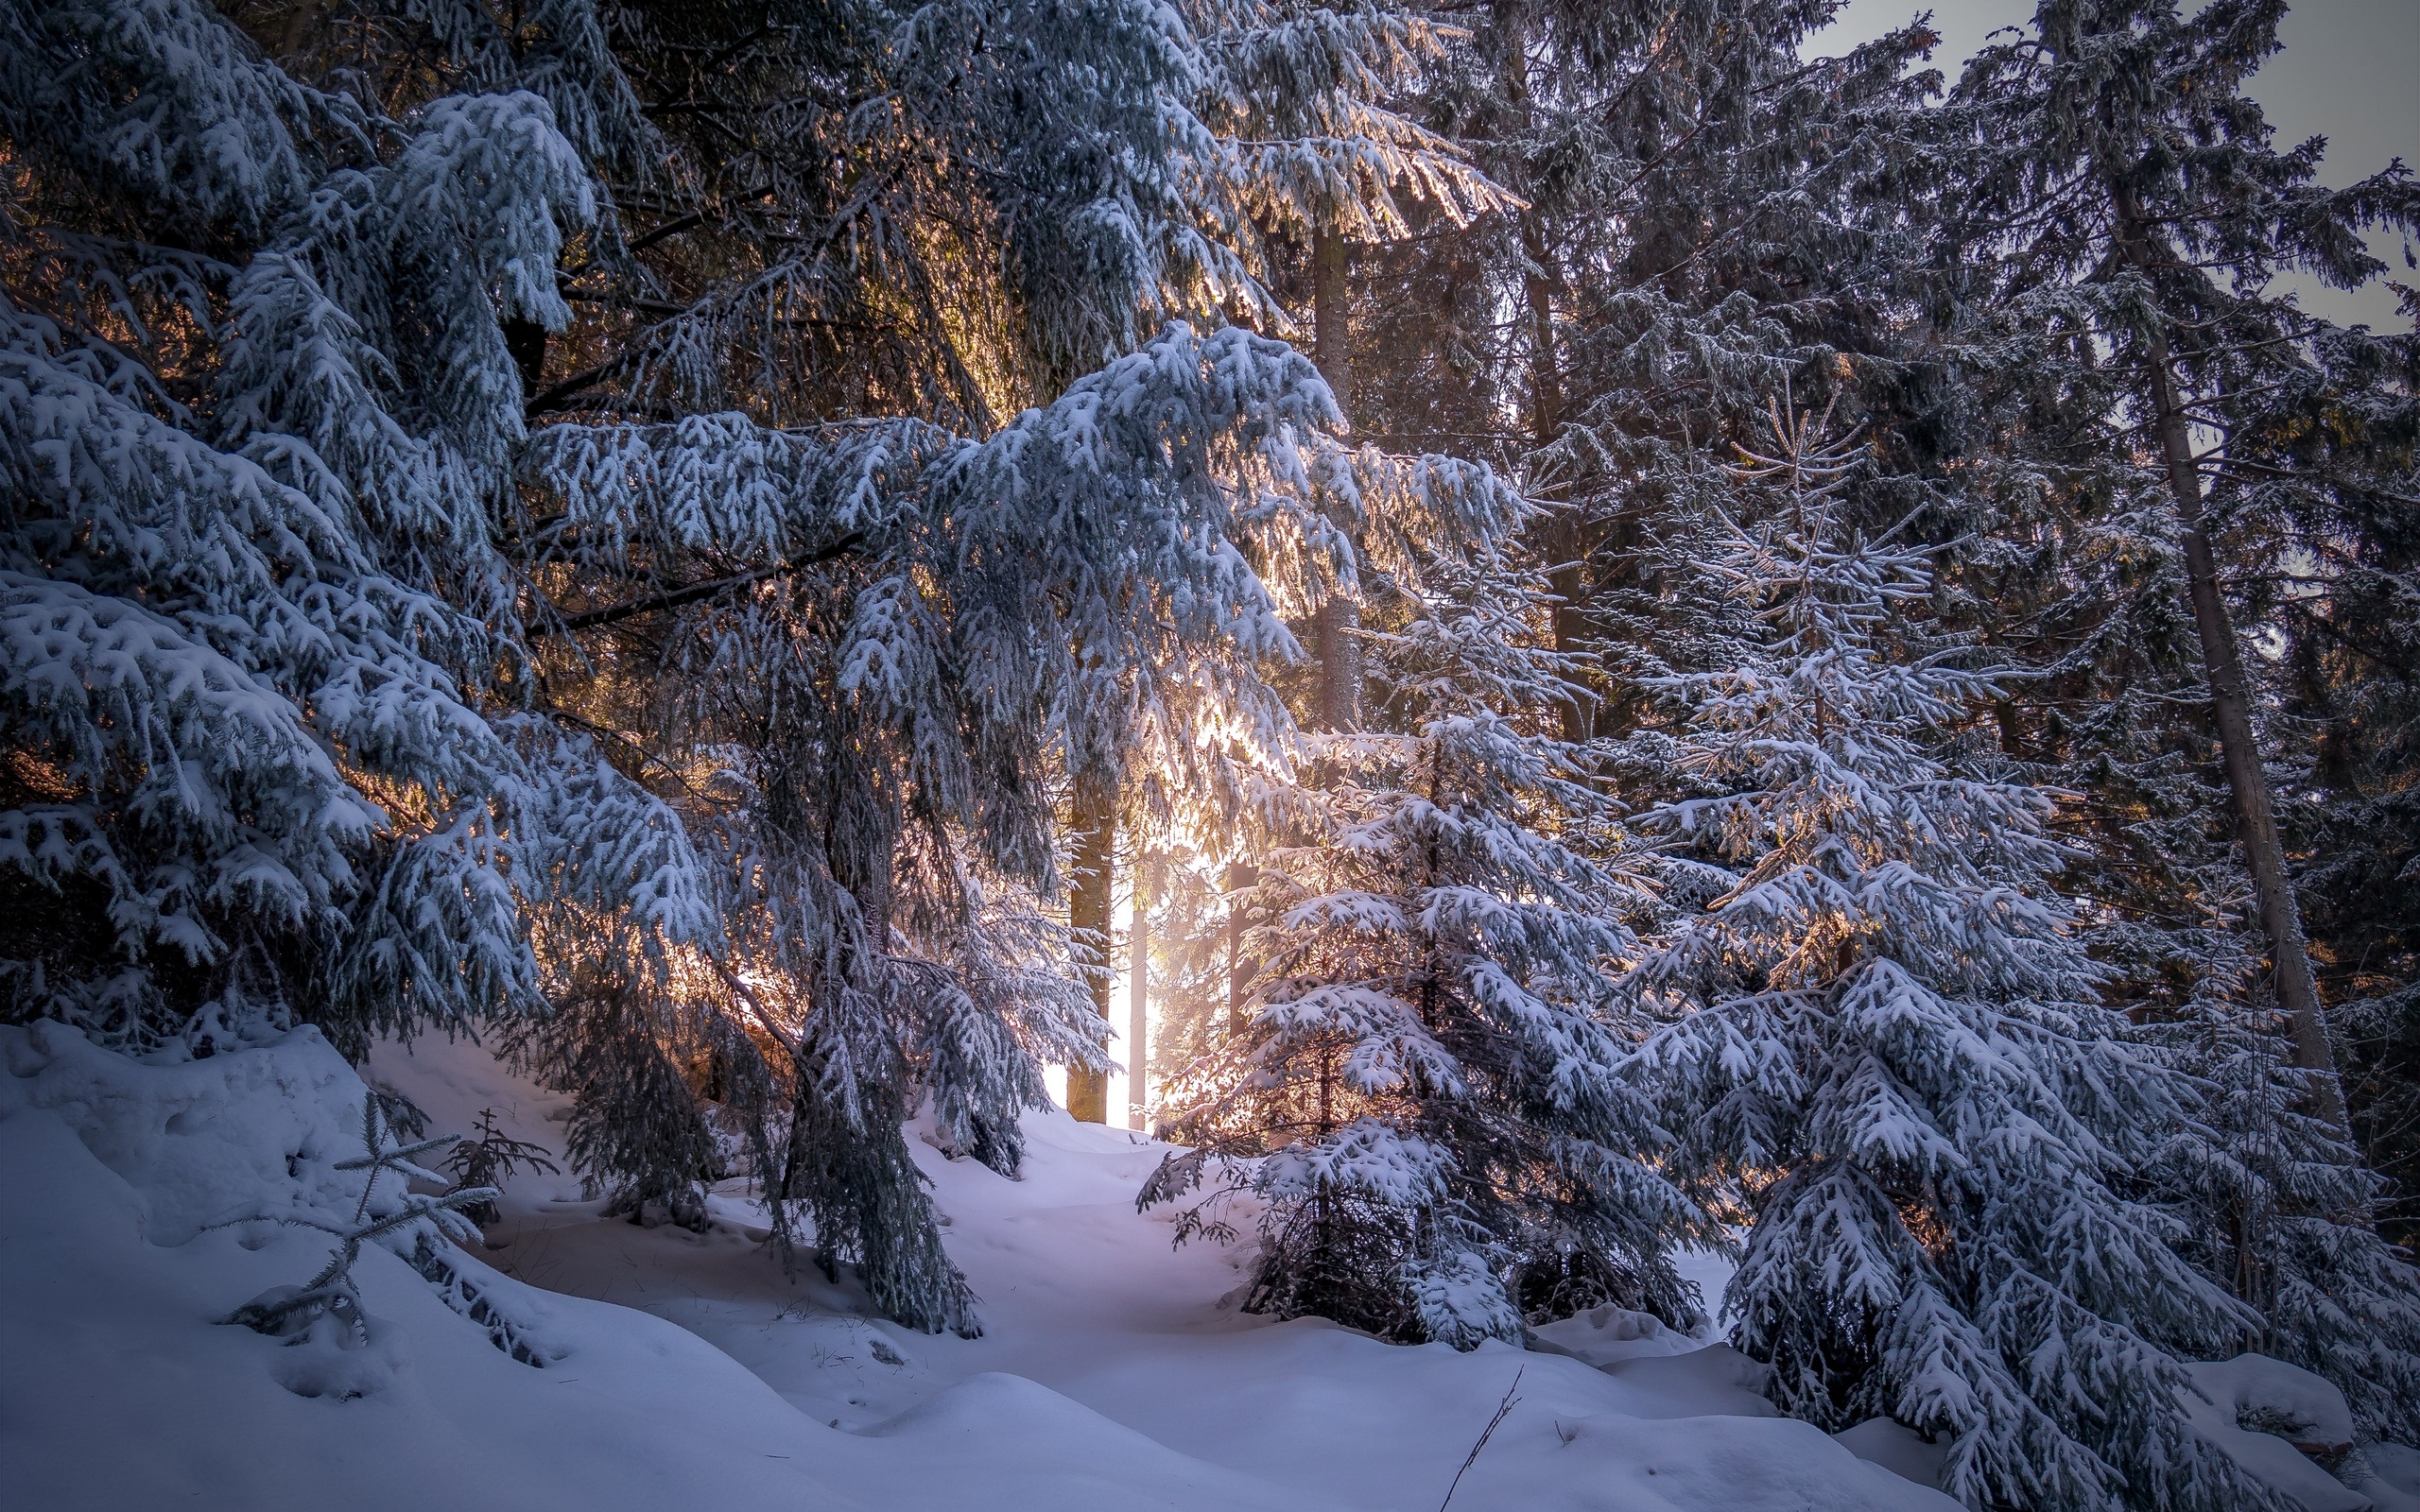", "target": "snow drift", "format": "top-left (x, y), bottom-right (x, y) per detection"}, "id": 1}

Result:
top-left (0, 1022), bottom-right (2386, 1511)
